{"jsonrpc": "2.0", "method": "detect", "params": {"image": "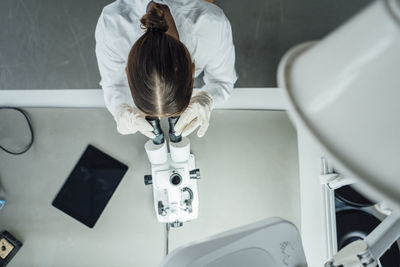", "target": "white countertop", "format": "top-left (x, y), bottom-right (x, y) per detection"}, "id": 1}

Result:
top-left (0, 108), bottom-right (300, 267)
